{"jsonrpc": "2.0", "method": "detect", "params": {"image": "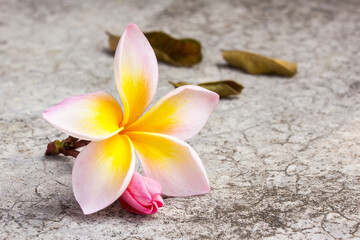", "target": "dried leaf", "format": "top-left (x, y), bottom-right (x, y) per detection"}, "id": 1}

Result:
top-left (222, 50), bottom-right (297, 77)
top-left (169, 80), bottom-right (243, 97)
top-left (107, 32), bottom-right (120, 53)
top-left (107, 31), bottom-right (202, 67)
